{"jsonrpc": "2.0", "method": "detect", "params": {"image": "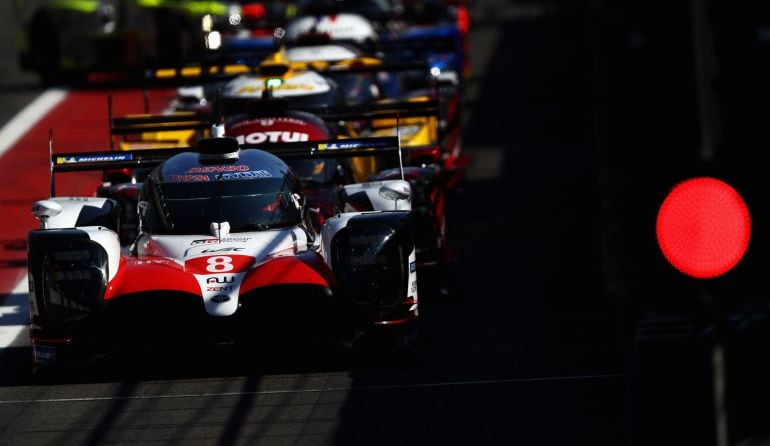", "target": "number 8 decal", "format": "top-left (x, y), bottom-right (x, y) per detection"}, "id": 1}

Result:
top-left (185, 254), bottom-right (252, 275)
top-left (206, 256), bottom-right (234, 272)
